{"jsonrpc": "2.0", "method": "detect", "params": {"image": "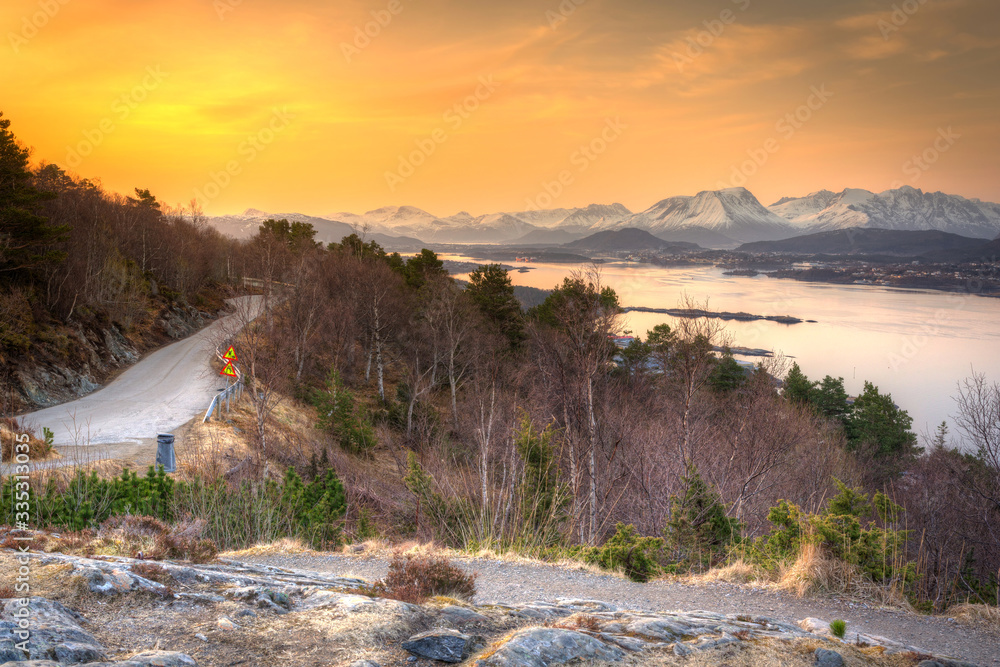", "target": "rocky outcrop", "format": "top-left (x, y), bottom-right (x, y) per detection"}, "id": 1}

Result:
top-left (0, 551), bottom-right (982, 667)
